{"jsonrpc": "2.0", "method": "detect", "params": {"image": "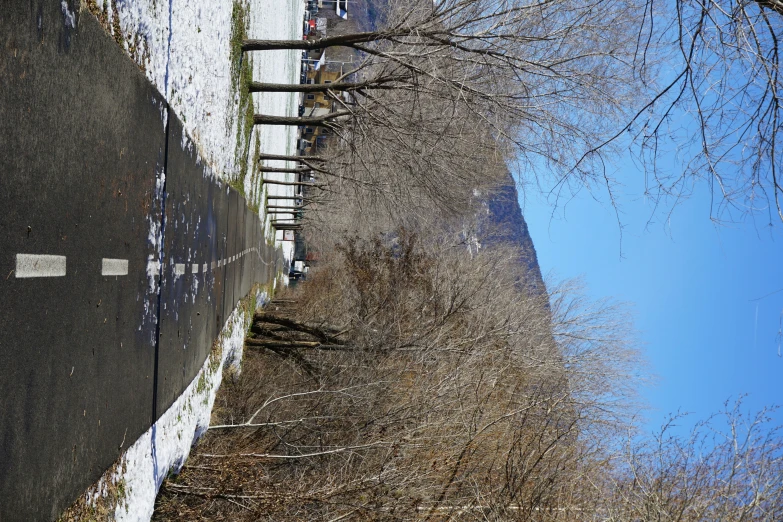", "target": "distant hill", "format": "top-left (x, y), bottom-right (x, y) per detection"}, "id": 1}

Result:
top-left (346, 0), bottom-right (388, 31)
top-left (481, 174), bottom-right (546, 295)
